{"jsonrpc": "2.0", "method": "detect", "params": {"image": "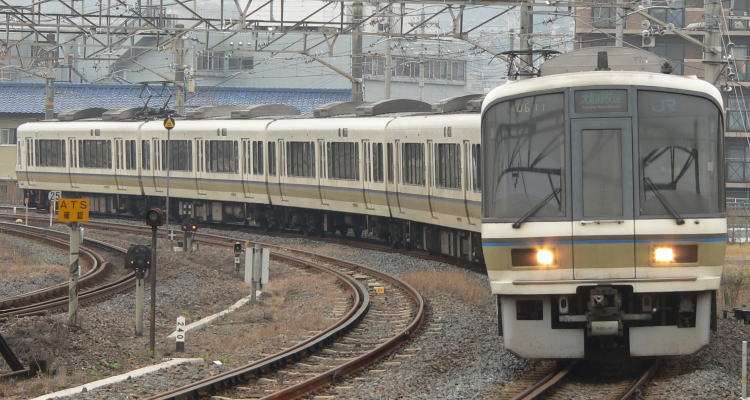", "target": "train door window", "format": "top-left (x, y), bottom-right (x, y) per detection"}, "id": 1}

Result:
top-left (387, 143), bottom-right (393, 183)
top-left (373, 143), bottom-right (384, 182)
top-left (364, 142), bottom-right (371, 181)
top-left (435, 143), bottom-right (461, 189)
top-left (318, 140), bottom-right (326, 179)
top-left (327, 142), bottom-right (359, 180)
top-left (26, 138), bottom-right (33, 166)
top-left (253, 141), bottom-right (264, 175)
top-left (268, 142), bottom-right (276, 176)
top-left (141, 140), bottom-right (150, 170)
top-left (286, 141), bottom-right (315, 178)
top-left (402, 143), bottom-right (425, 186)
top-left (125, 140), bottom-right (136, 170)
top-left (70, 140), bottom-right (77, 168)
top-left (471, 144), bottom-right (481, 192)
top-left (115, 140), bottom-right (122, 169)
